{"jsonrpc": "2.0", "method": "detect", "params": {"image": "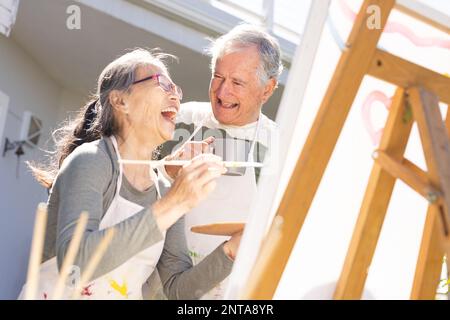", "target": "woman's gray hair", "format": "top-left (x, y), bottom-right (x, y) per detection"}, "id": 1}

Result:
top-left (93, 48), bottom-right (176, 135)
top-left (205, 24), bottom-right (283, 85)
